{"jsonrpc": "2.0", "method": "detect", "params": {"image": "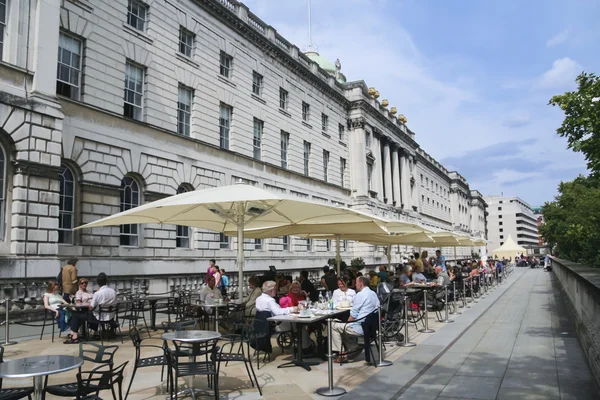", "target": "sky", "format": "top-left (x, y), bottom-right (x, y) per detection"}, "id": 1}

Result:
top-left (241, 0), bottom-right (599, 207)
